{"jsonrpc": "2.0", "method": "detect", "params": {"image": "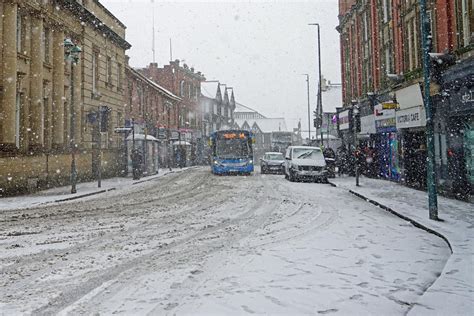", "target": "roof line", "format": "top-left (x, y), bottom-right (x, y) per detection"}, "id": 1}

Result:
top-left (235, 102), bottom-right (267, 118)
top-left (128, 67), bottom-right (181, 101)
